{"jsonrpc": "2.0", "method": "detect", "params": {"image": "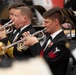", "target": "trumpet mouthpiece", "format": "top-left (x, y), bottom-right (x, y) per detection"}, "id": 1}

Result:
top-left (42, 28), bottom-right (46, 32)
